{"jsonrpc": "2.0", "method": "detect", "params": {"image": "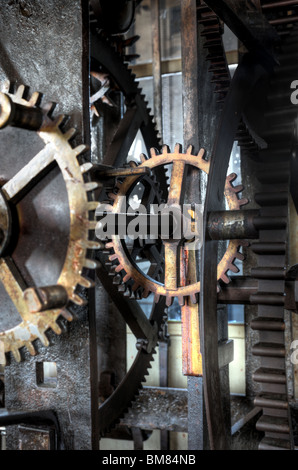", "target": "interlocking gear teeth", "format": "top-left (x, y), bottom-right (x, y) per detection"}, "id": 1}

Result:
top-left (0, 83), bottom-right (99, 362)
top-left (99, 143), bottom-right (249, 306)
